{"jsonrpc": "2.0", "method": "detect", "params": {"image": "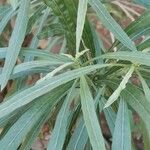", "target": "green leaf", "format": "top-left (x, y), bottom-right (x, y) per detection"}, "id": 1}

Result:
top-left (67, 117), bottom-right (88, 150)
top-left (99, 98), bottom-right (116, 135)
top-left (37, 23), bottom-right (64, 39)
top-left (0, 8), bottom-right (16, 35)
top-left (88, 0), bottom-right (136, 51)
top-left (80, 76), bottom-right (105, 150)
top-left (0, 84), bottom-right (70, 150)
top-left (101, 51), bottom-right (150, 66)
top-left (140, 121), bottom-right (150, 150)
top-left (48, 80), bottom-right (78, 150)
top-left (0, 5), bottom-right (11, 19)
top-left (12, 60), bottom-right (67, 76)
top-left (91, 25), bottom-right (104, 64)
top-left (137, 71), bottom-right (150, 102)
top-left (133, 0), bottom-right (150, 8)
top-left (29, 8), bottom-right (49, 49)
top-left (0, 64), bottom-right (111, 119)
top-left (105, 66), bottom-right (134, 108)
top-left (9, 0), bottom-right (19, 10)
top-left (67, 91), bottom-right (101, 150)
top-left (112, 98), bottom-right (131, 150)
top-left (105, 80), bottom-right (150, 142)
top-left (76, 0), bottom-right (88, 53)
top-left (113, 10), bottom-right (150, 51)
top-left (26, 5), bottom-right (46, 34)
top-left (1, 0), bottom-right (30, 90)
top-left (0, 47), bottom-right (72, 61)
